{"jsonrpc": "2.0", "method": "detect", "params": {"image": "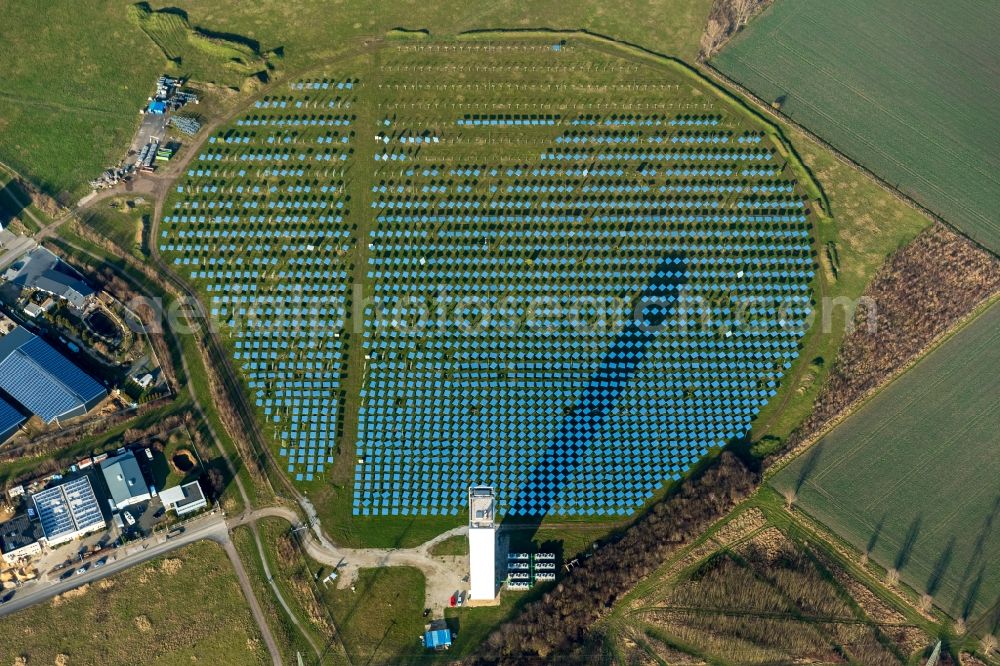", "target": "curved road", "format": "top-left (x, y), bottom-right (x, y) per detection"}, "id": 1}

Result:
top-left (230, 506), bottom-right (470, 614)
